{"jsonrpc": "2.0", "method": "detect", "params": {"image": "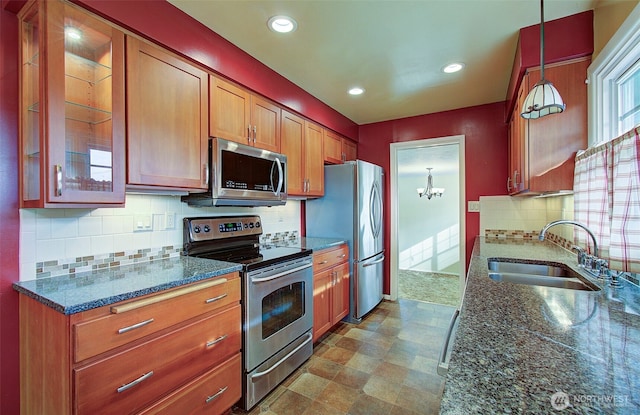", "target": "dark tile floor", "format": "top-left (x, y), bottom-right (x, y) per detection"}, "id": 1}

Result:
top-left (232, 299), bottom-right (456, 415)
